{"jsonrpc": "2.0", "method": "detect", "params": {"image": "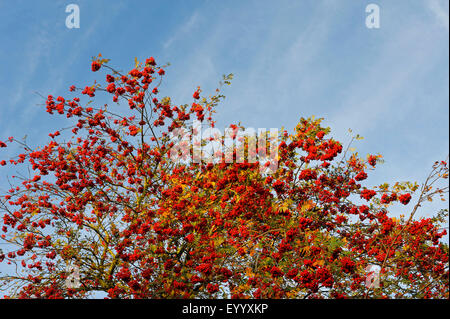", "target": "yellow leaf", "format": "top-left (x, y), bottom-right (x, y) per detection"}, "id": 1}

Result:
top-left (301, 200), bottom-right (315, 212)
top-left (208, 225), bottom-right (217, 236)
top-left (313, 259), bottom-right (325, 267)
top-left (214, 237), bottom-right (224, 247)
